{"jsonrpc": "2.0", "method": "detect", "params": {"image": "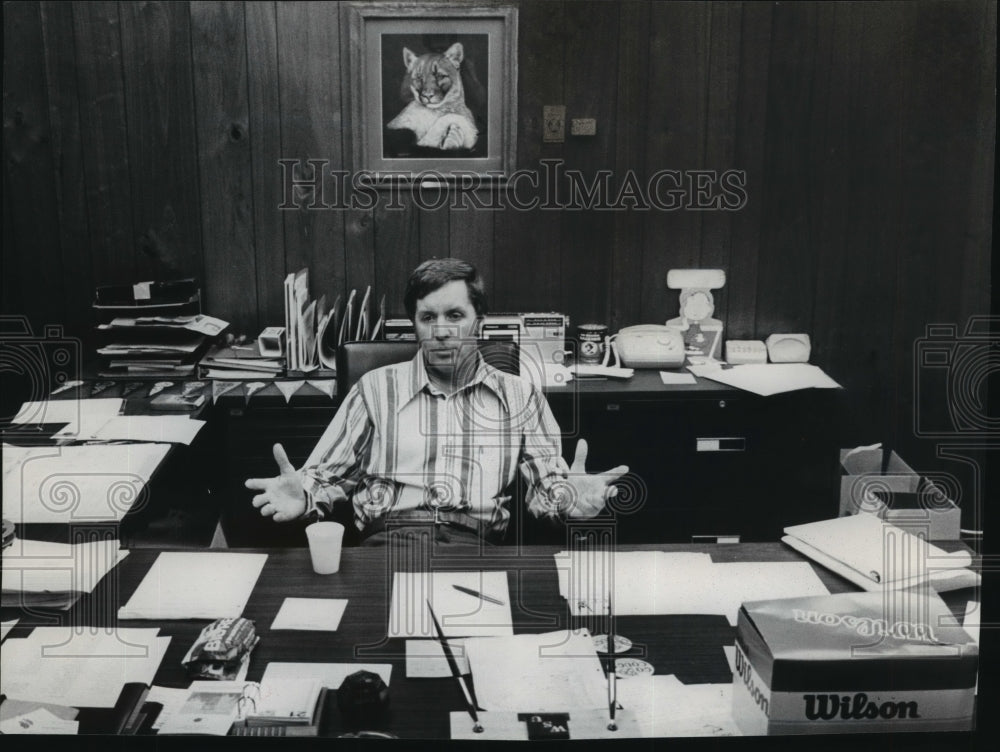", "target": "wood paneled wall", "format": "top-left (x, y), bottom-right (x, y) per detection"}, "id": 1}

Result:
top-left (3, 0), bottom-right (995, 455)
